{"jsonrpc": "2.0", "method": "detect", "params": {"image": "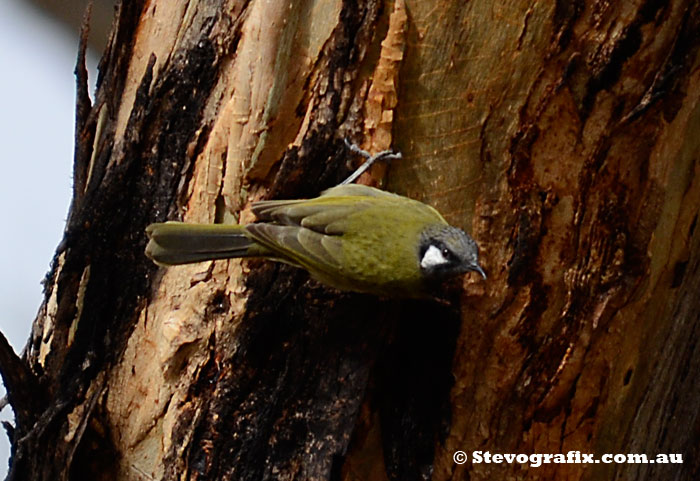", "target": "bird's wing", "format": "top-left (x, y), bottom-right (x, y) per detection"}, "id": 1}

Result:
top-left (245, 223), bottom-right (344, 271)
top-left (252, 192), bottom-right (384, 235)
top-left (248, 186), bottom-right (396, 271)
